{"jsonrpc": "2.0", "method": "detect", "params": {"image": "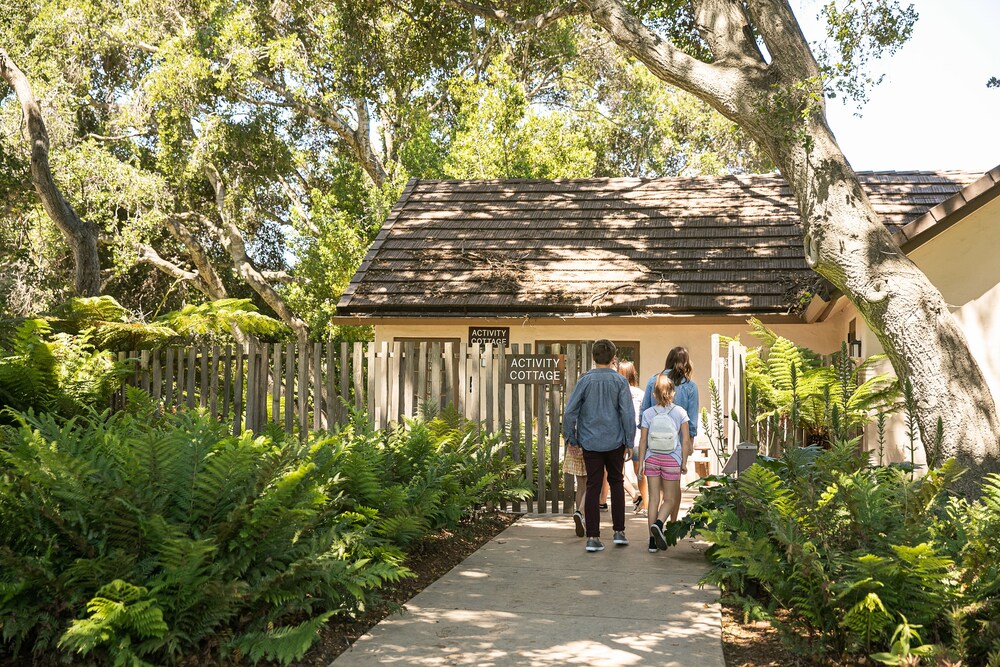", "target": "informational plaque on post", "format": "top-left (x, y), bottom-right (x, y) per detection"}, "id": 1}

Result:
top-left (504, 354), bottom-right (565, 384)
top-left (468, 326), bottom-right (510, 347)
